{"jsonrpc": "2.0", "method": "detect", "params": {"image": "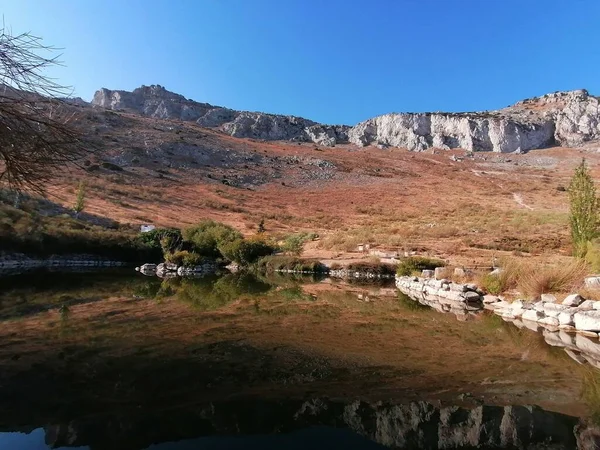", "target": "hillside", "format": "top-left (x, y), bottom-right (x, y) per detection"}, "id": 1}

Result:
top-left (22, 85), bottom-right (599, 267)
